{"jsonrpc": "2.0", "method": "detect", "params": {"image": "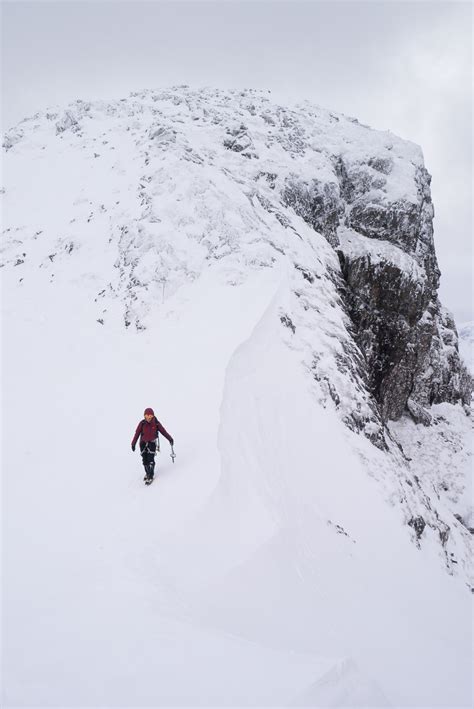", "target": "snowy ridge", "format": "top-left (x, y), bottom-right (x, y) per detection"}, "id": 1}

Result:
top-left (2, 86), bottom-right (472, 707)
top-left (2, 88), bottom-right (423, 299)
